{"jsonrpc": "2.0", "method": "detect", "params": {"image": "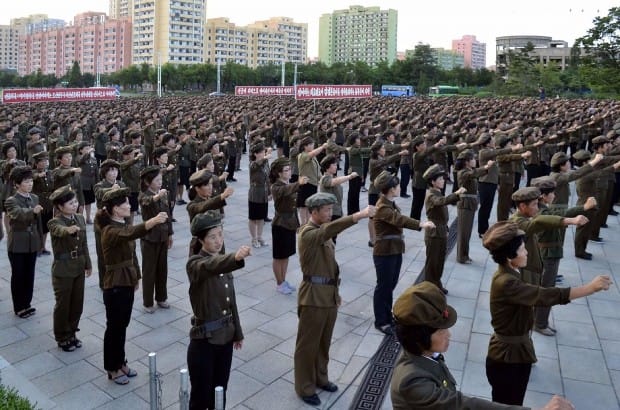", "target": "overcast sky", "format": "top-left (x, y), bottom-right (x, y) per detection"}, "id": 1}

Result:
top-left (2, 0), bottom-right (616, 67)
